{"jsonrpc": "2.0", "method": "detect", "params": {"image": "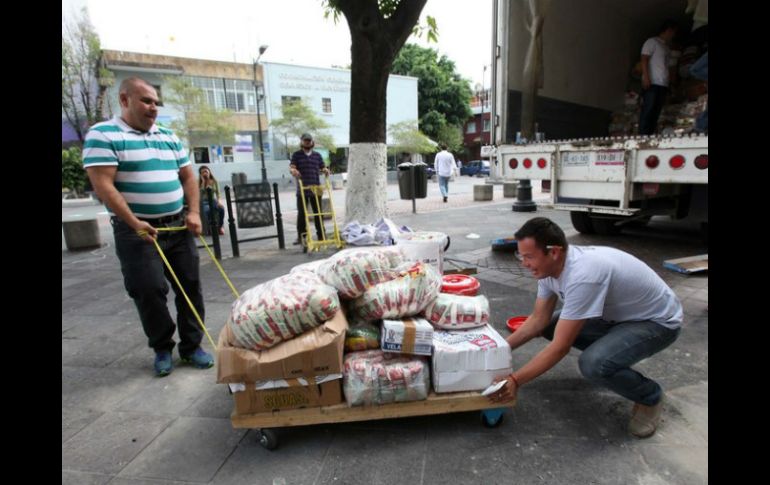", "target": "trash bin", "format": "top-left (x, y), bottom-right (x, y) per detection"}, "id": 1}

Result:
top-left (231, 172), bottom-right (247, 187)
top-left (397, 162), bottom-right (428, 199)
